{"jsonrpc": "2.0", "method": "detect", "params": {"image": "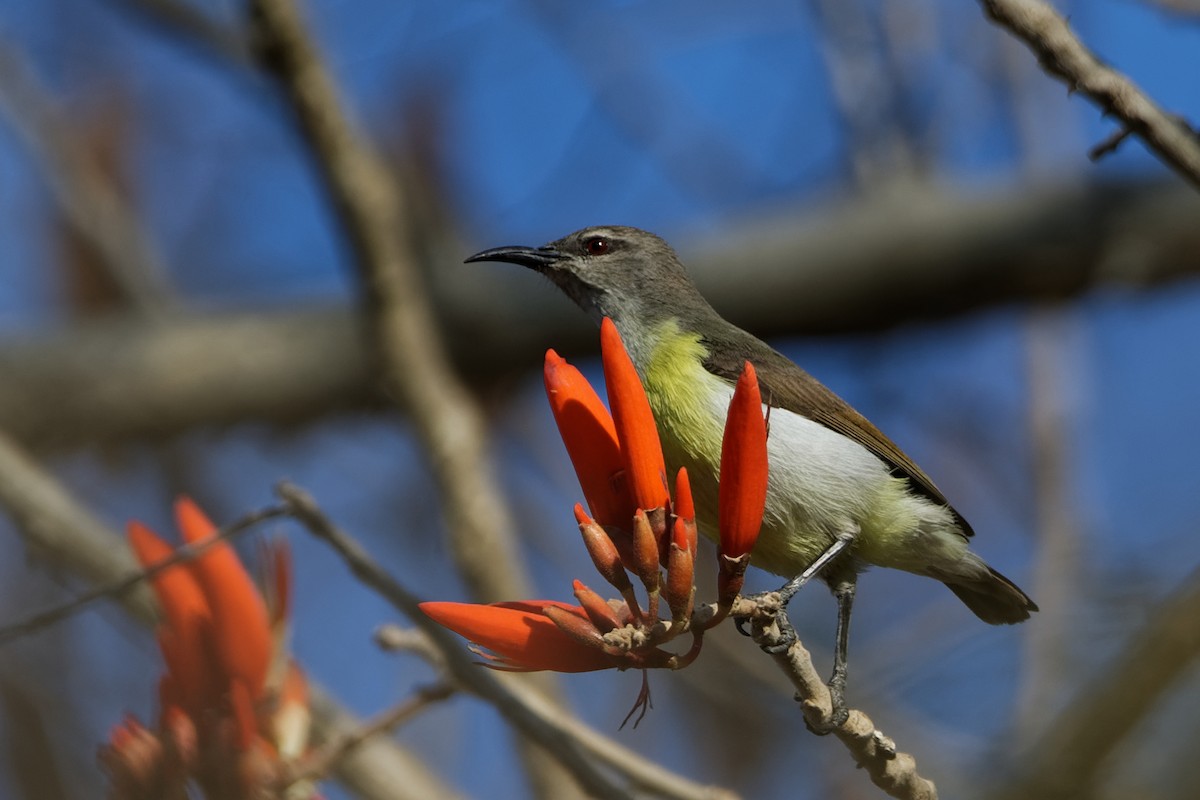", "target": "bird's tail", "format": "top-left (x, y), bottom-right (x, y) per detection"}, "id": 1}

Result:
top-left (940, 563), bottom-right (1038, 625)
